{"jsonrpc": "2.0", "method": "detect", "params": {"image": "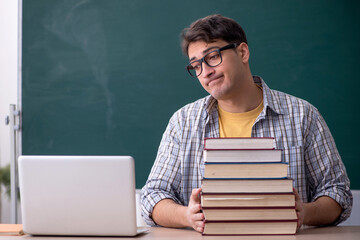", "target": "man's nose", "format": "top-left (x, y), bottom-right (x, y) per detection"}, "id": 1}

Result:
top-left (201, 62), bottom-right (215, 78)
